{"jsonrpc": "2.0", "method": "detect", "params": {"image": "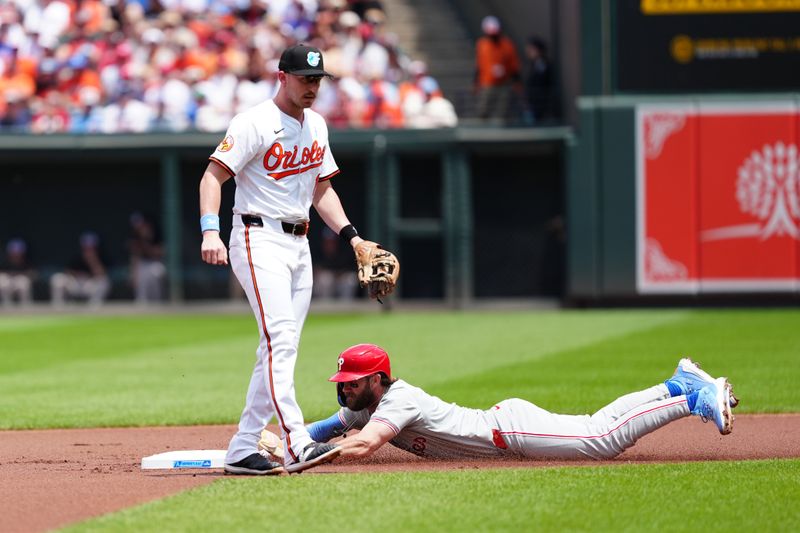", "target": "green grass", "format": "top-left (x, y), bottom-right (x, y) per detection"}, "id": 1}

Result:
top-left (66, 459), bottom-right (800, 533)
top-left (1, 308), bottom-right (798, 532)
top-left (0, 309), bottom-right (687, 428)
top-left (1, 309), bottom-right (797, 428)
